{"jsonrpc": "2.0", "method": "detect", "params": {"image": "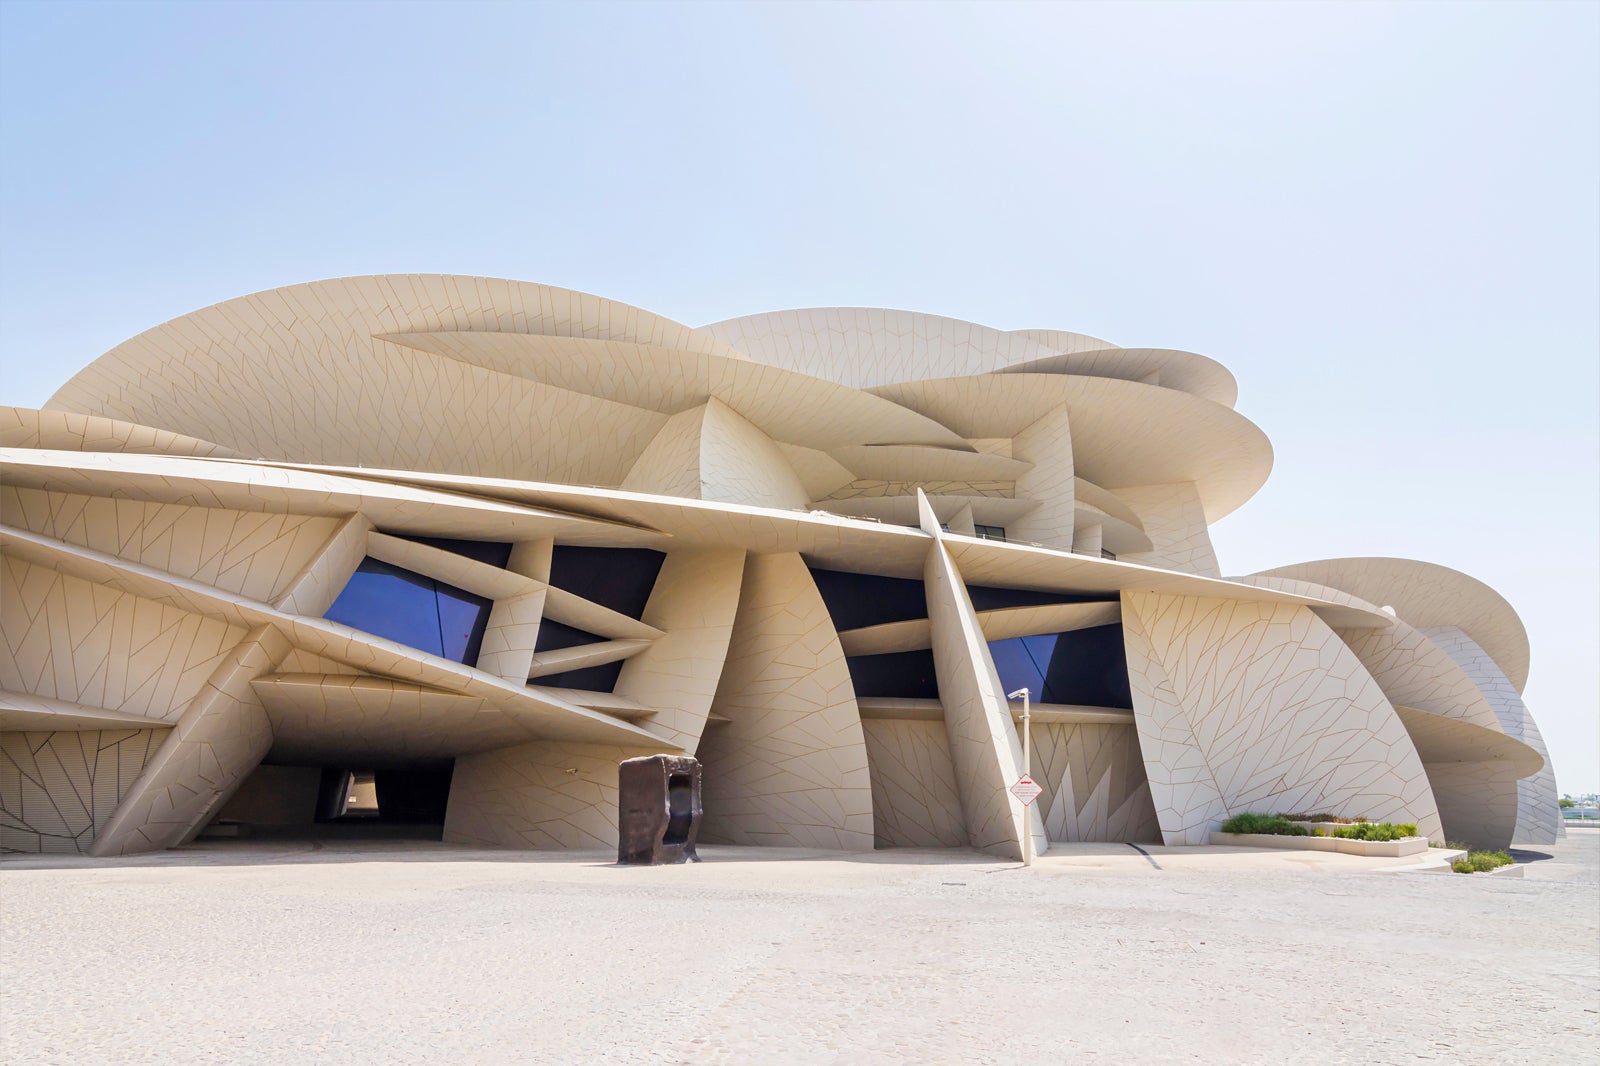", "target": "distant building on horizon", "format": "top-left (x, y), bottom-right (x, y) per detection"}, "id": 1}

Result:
top-left (0, 275), bottom-right (1563, 856)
